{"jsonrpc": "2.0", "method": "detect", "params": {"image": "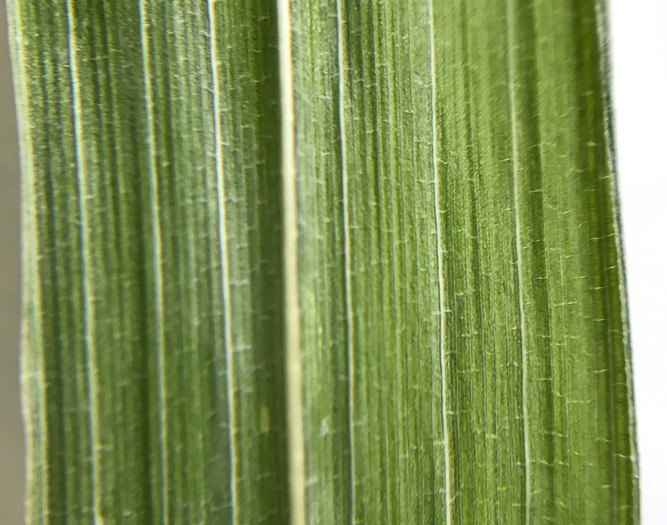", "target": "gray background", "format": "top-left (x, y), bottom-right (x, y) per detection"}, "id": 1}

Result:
top-left (1, 0), bottom-right (24, 522)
